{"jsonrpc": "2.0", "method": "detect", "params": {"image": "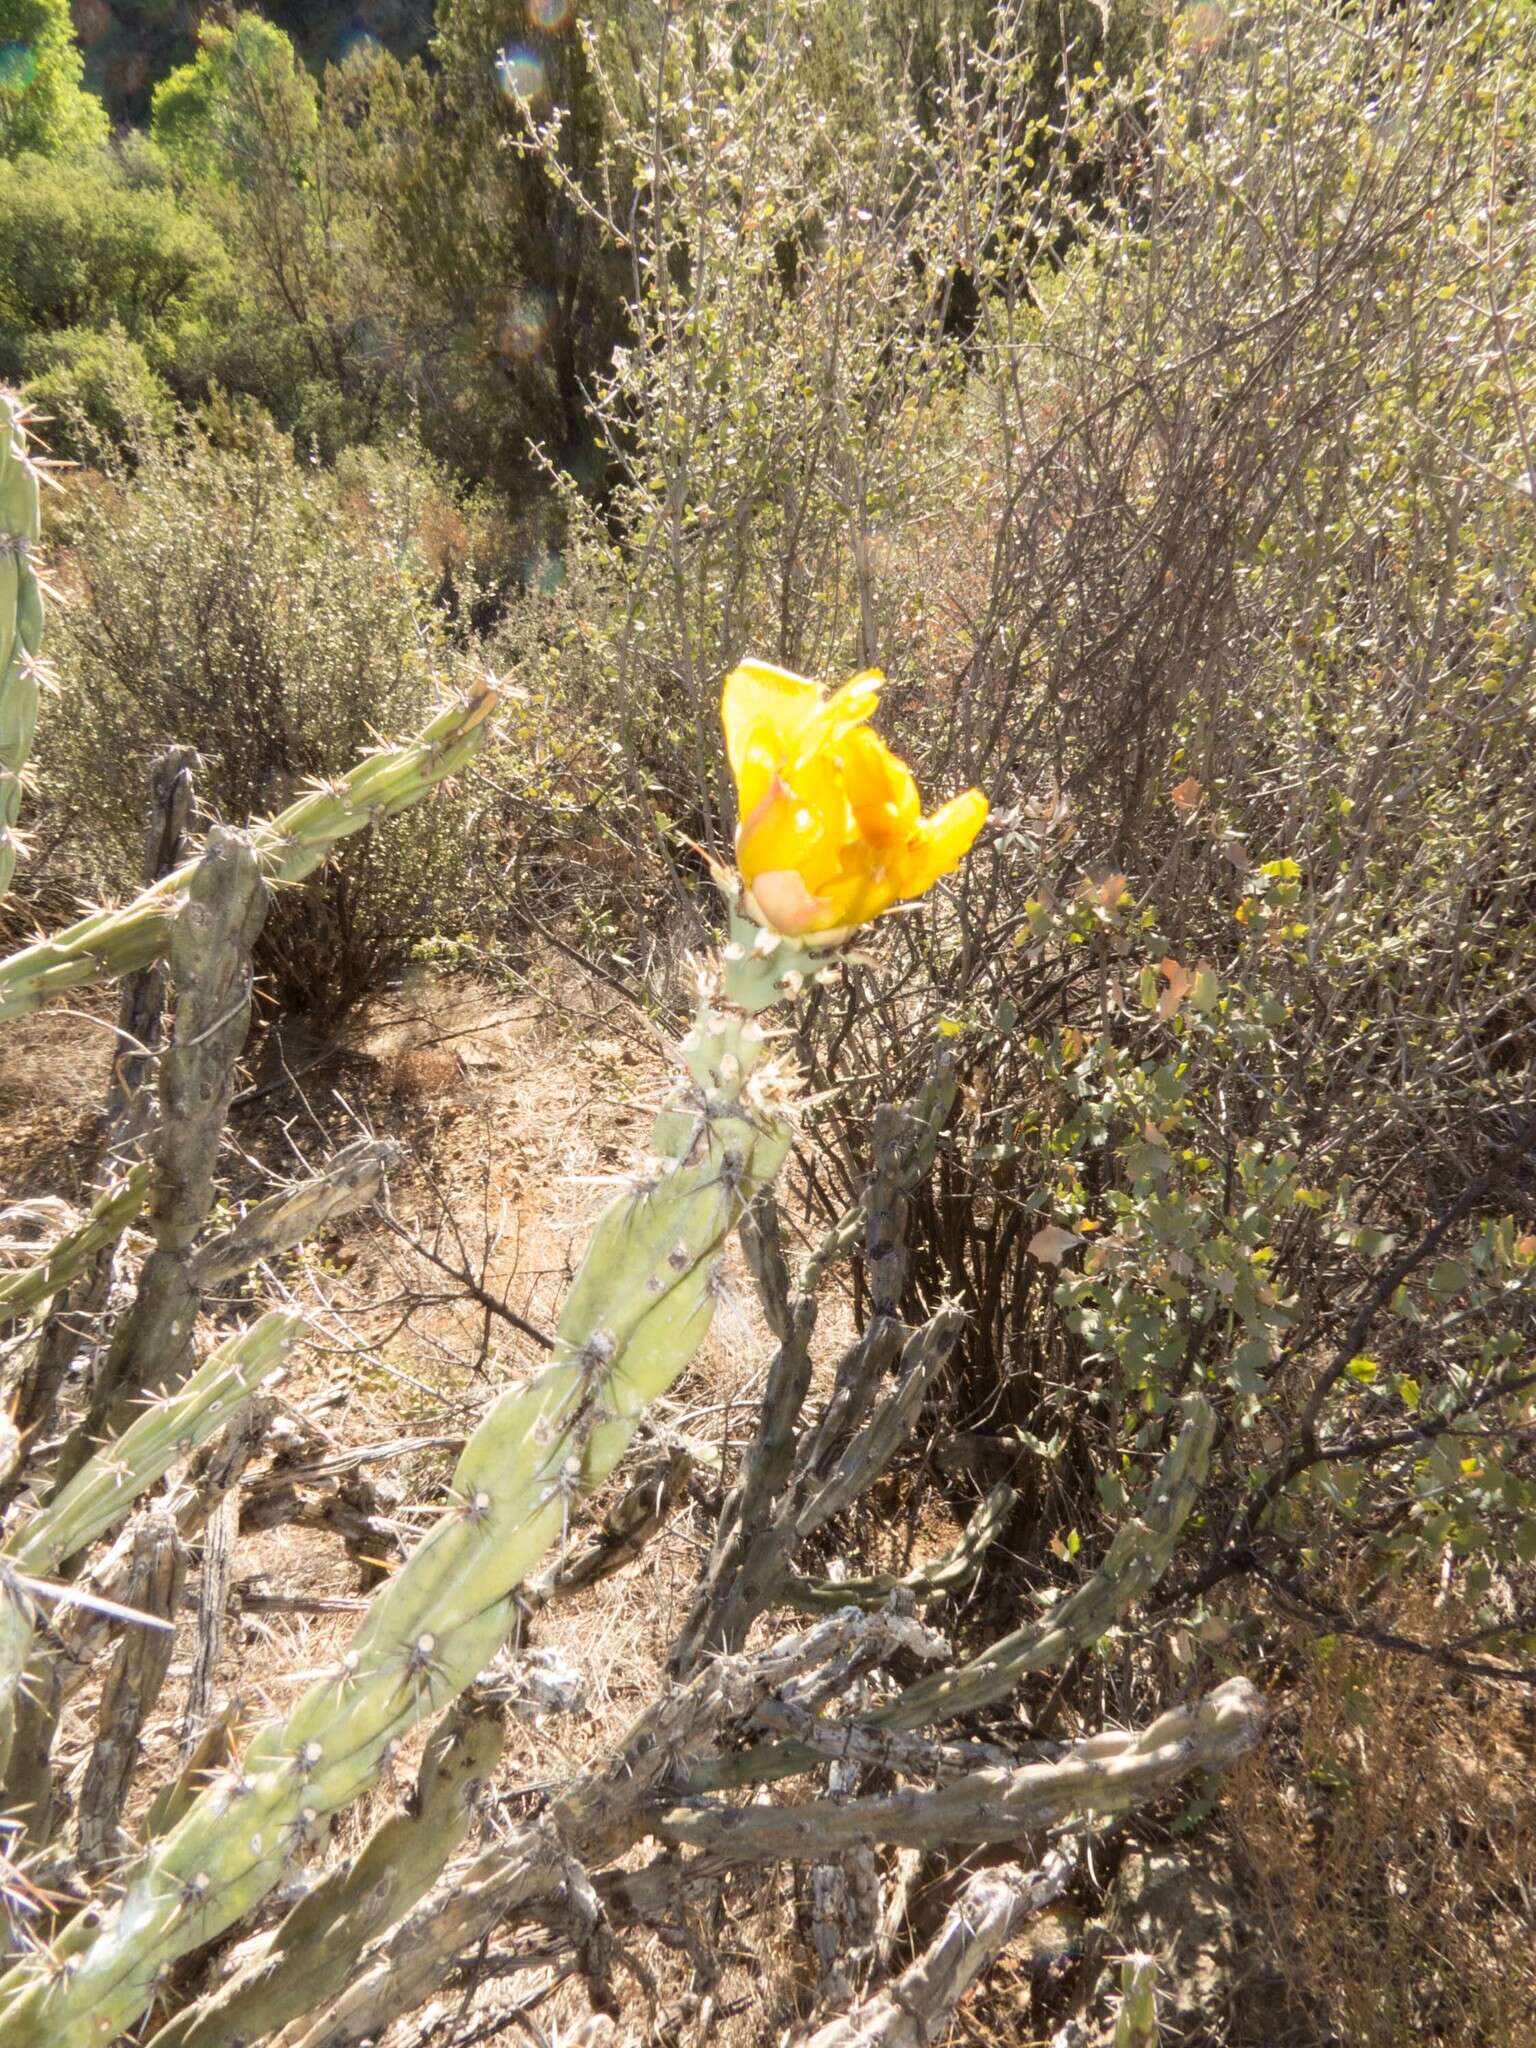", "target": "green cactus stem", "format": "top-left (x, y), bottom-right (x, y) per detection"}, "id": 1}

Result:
top-left (0, 922), bottom-right (815, 2048)
top-left (783, 1482), bottom-right (1018, 1614)
top-left (0, 680), bottom-right (499, 1024)
top-left (148, 1691), bottom-right (506, 2048)
top-left (0, 393), bottom-right (43, 902)
top-left (1115, 1953), bottom-right (1161, 2048)
top-left (6, 1310), bottom-right (301, 1579)
top-left (0, 1167), bottom-right (151, 1328)
top-left (873, 1393), bottom-right (1215, 1731)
